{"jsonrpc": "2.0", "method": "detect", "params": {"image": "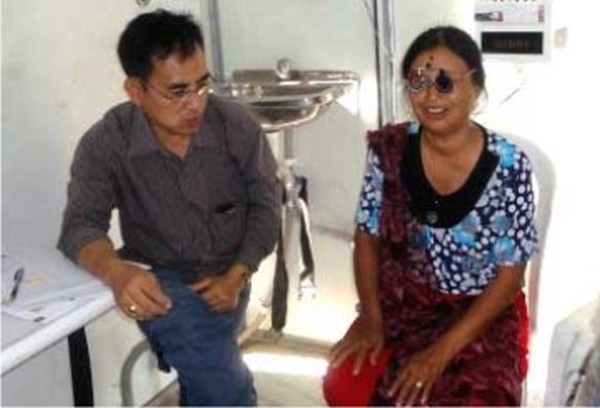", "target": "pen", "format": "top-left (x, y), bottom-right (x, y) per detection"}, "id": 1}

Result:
top-left (8, 267), bottom-right (25, 304)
